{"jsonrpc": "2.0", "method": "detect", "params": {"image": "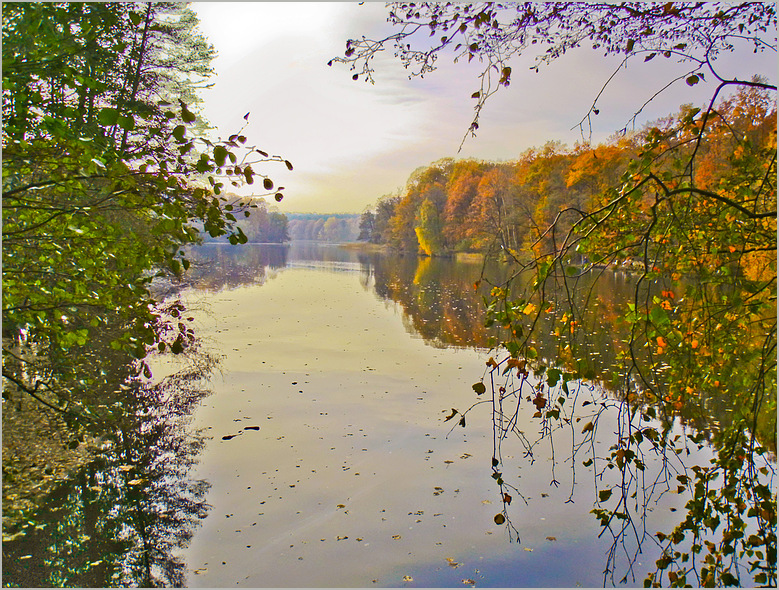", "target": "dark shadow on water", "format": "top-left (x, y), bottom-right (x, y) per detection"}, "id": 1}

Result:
top-left (2, 343), bottom-right (217, 587)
